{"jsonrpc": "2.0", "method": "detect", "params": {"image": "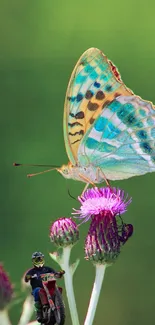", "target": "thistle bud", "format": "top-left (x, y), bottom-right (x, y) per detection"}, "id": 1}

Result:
top-left (85, 215), bottom-right (133, 265)
top-left (50, 217), bottom-right (79, 247)
top-left (0, 264), bottom-right (13, 310)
